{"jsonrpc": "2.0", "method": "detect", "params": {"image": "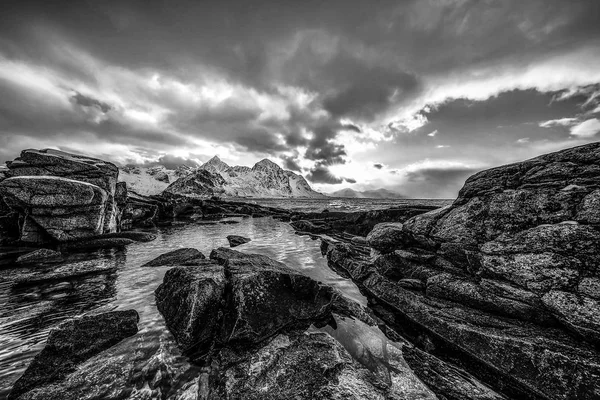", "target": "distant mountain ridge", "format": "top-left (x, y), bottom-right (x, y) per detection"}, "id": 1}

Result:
top-left (164, 156), bottom-right (324, 198)
top-left (330, 188), bottom-right (406, 199)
